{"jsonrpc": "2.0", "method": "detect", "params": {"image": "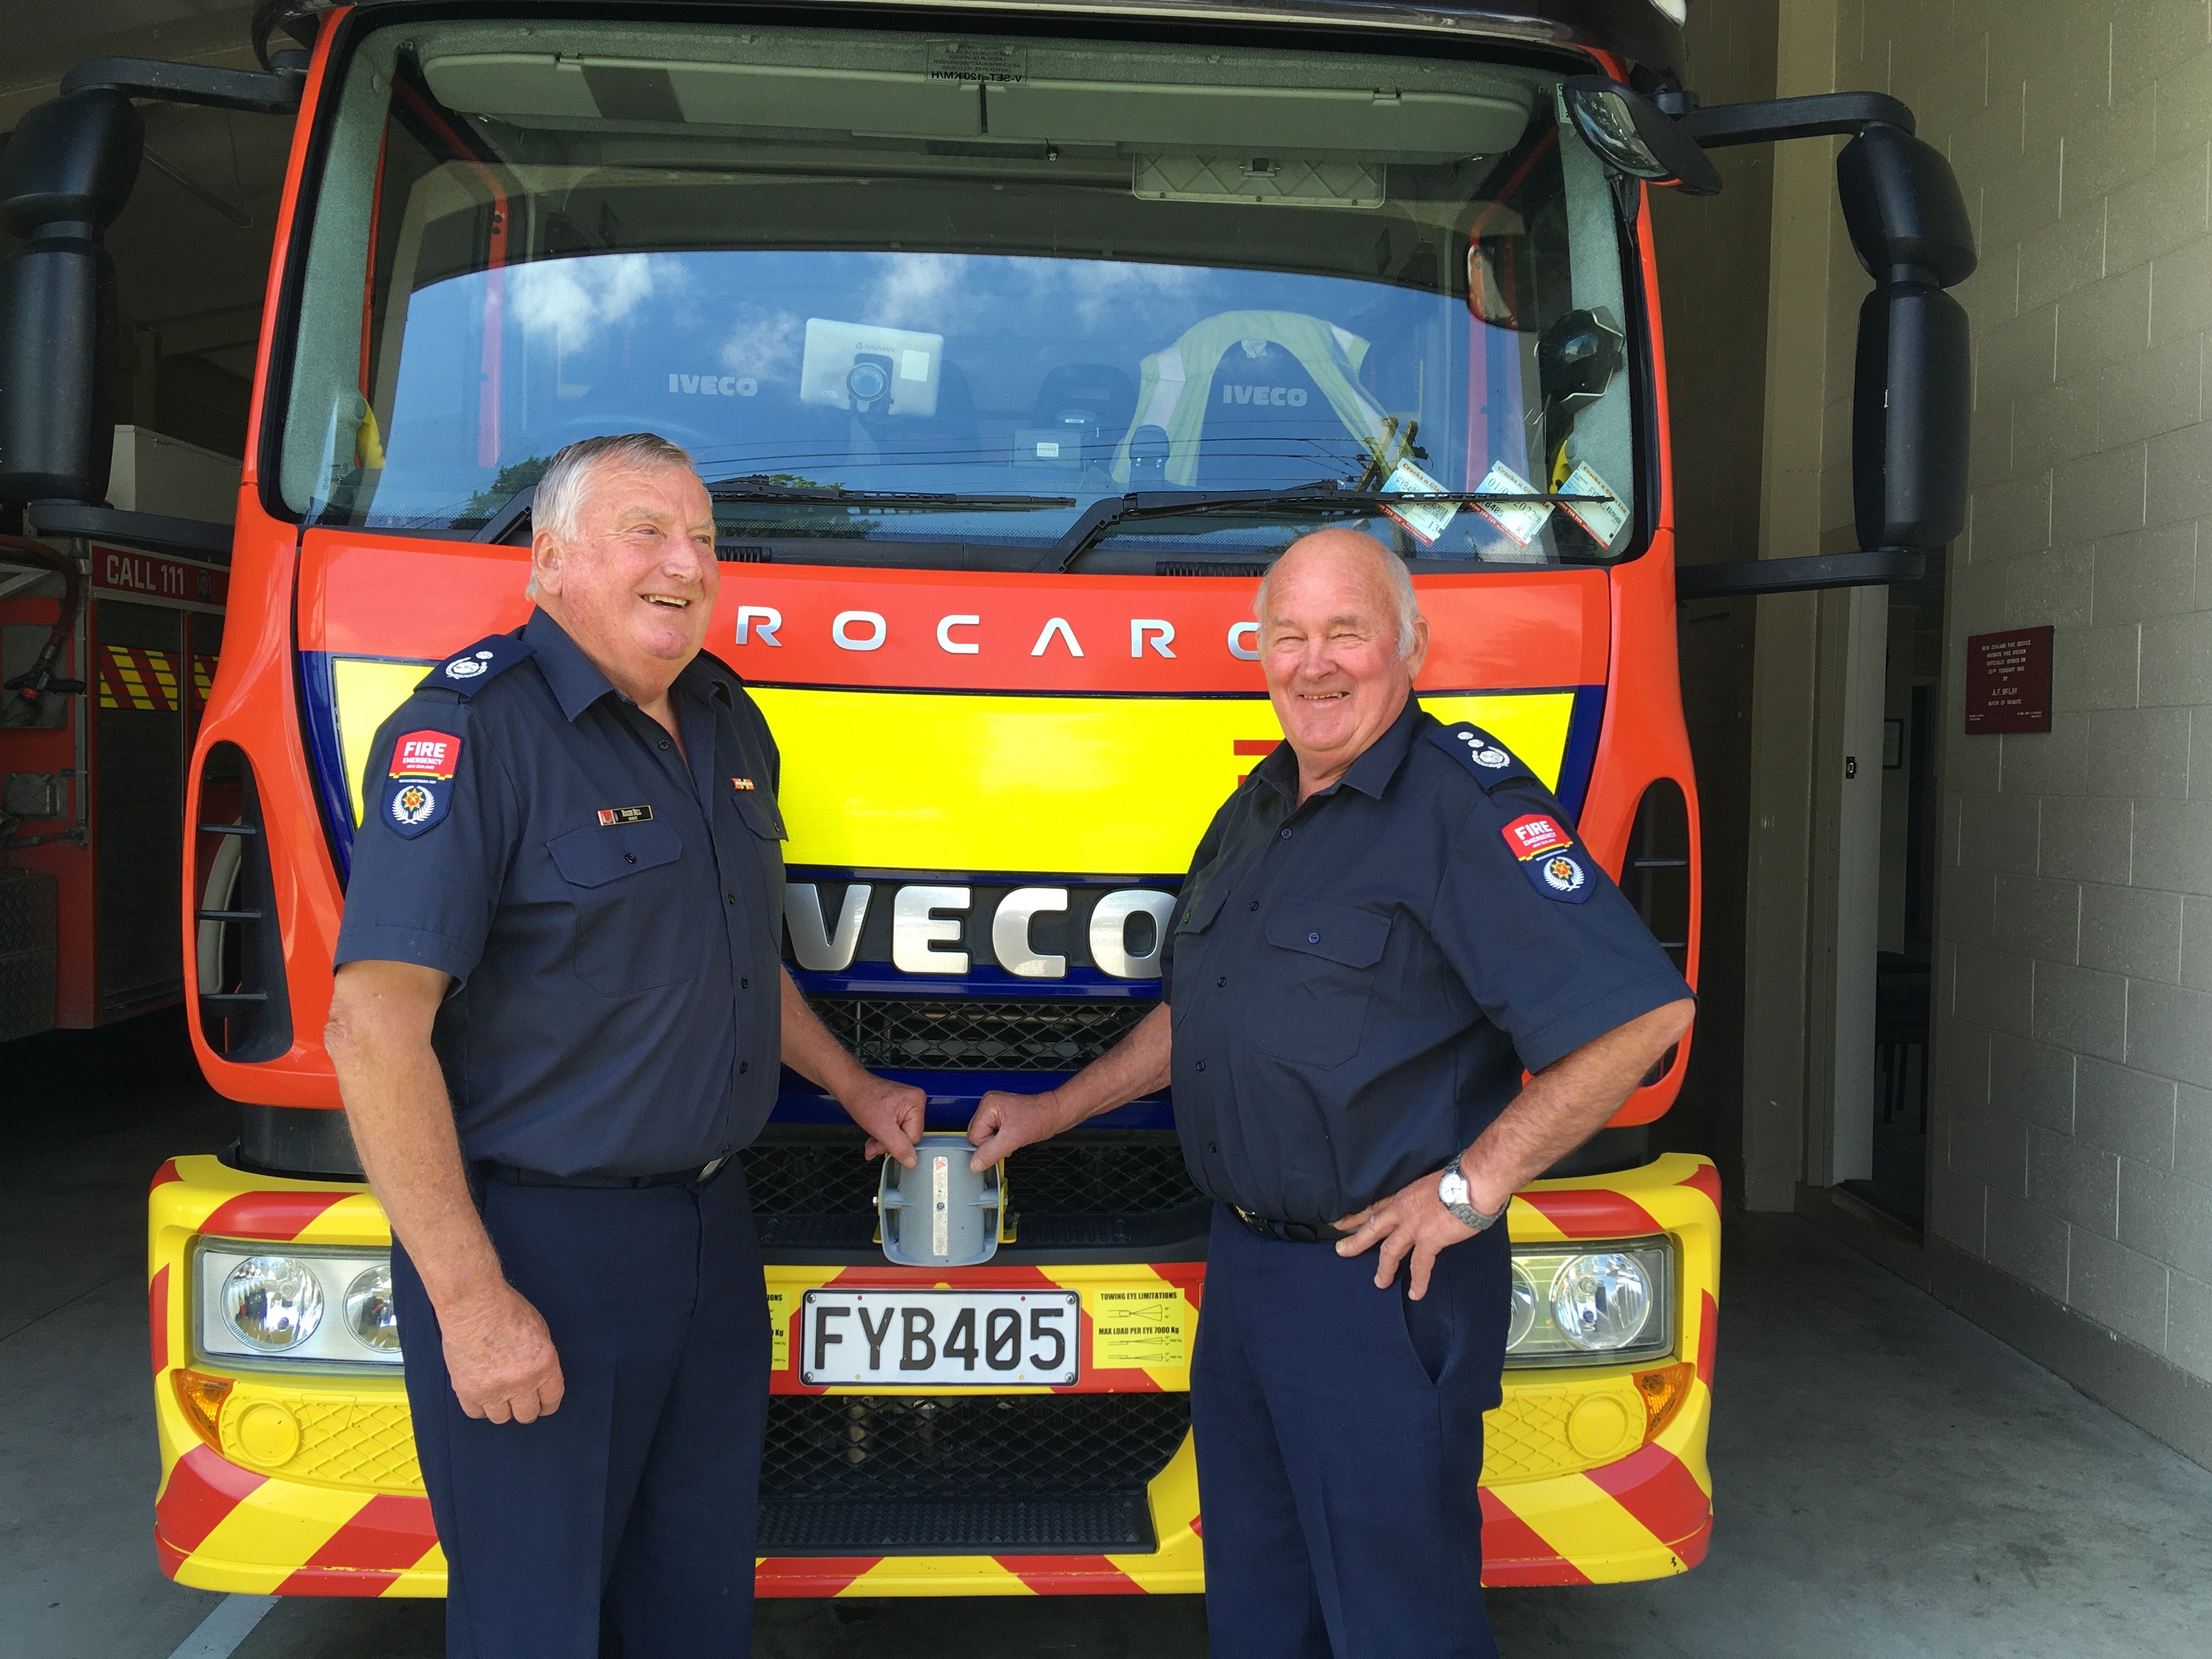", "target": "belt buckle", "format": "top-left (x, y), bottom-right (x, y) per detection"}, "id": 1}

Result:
top-left (697, 1155), bottom-right (729, 1184)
